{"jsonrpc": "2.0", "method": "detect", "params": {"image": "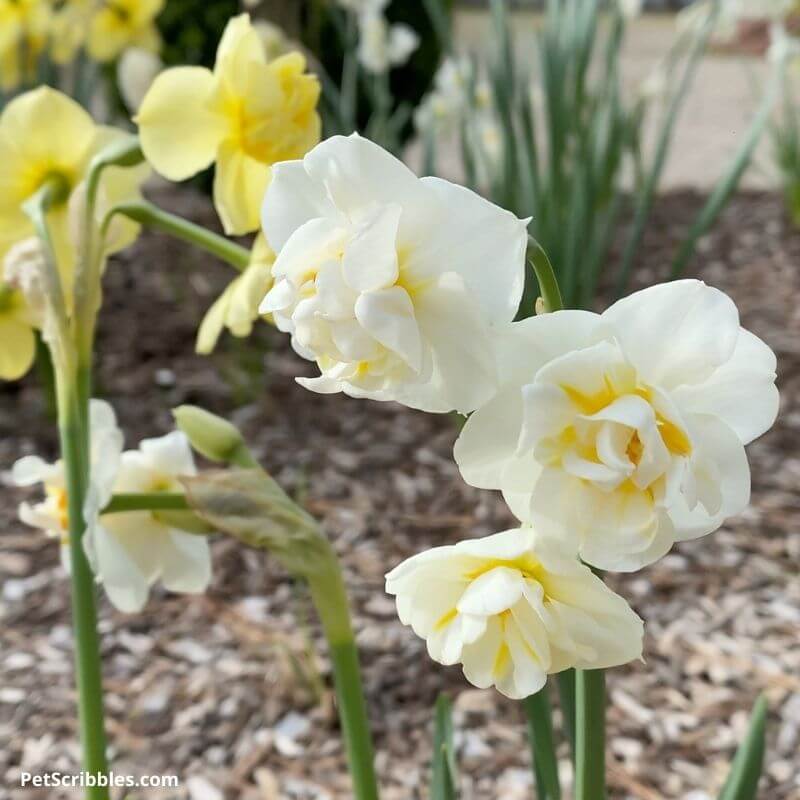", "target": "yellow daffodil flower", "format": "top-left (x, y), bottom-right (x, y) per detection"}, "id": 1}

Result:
top-left (0, 282), bottom-right (37, 381)
top-left (0, 0), bottom-right (51, 91)
top-left (137, 13), bottom-right (321, 235)
top-left (196, 233), bottom-right (275, 354)
top-left (0, 86), bottom-right (148, 297)
top-left (50, 0), bottom-right (94, 65)
top-left (87, 0), bottom-right (163, 63)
